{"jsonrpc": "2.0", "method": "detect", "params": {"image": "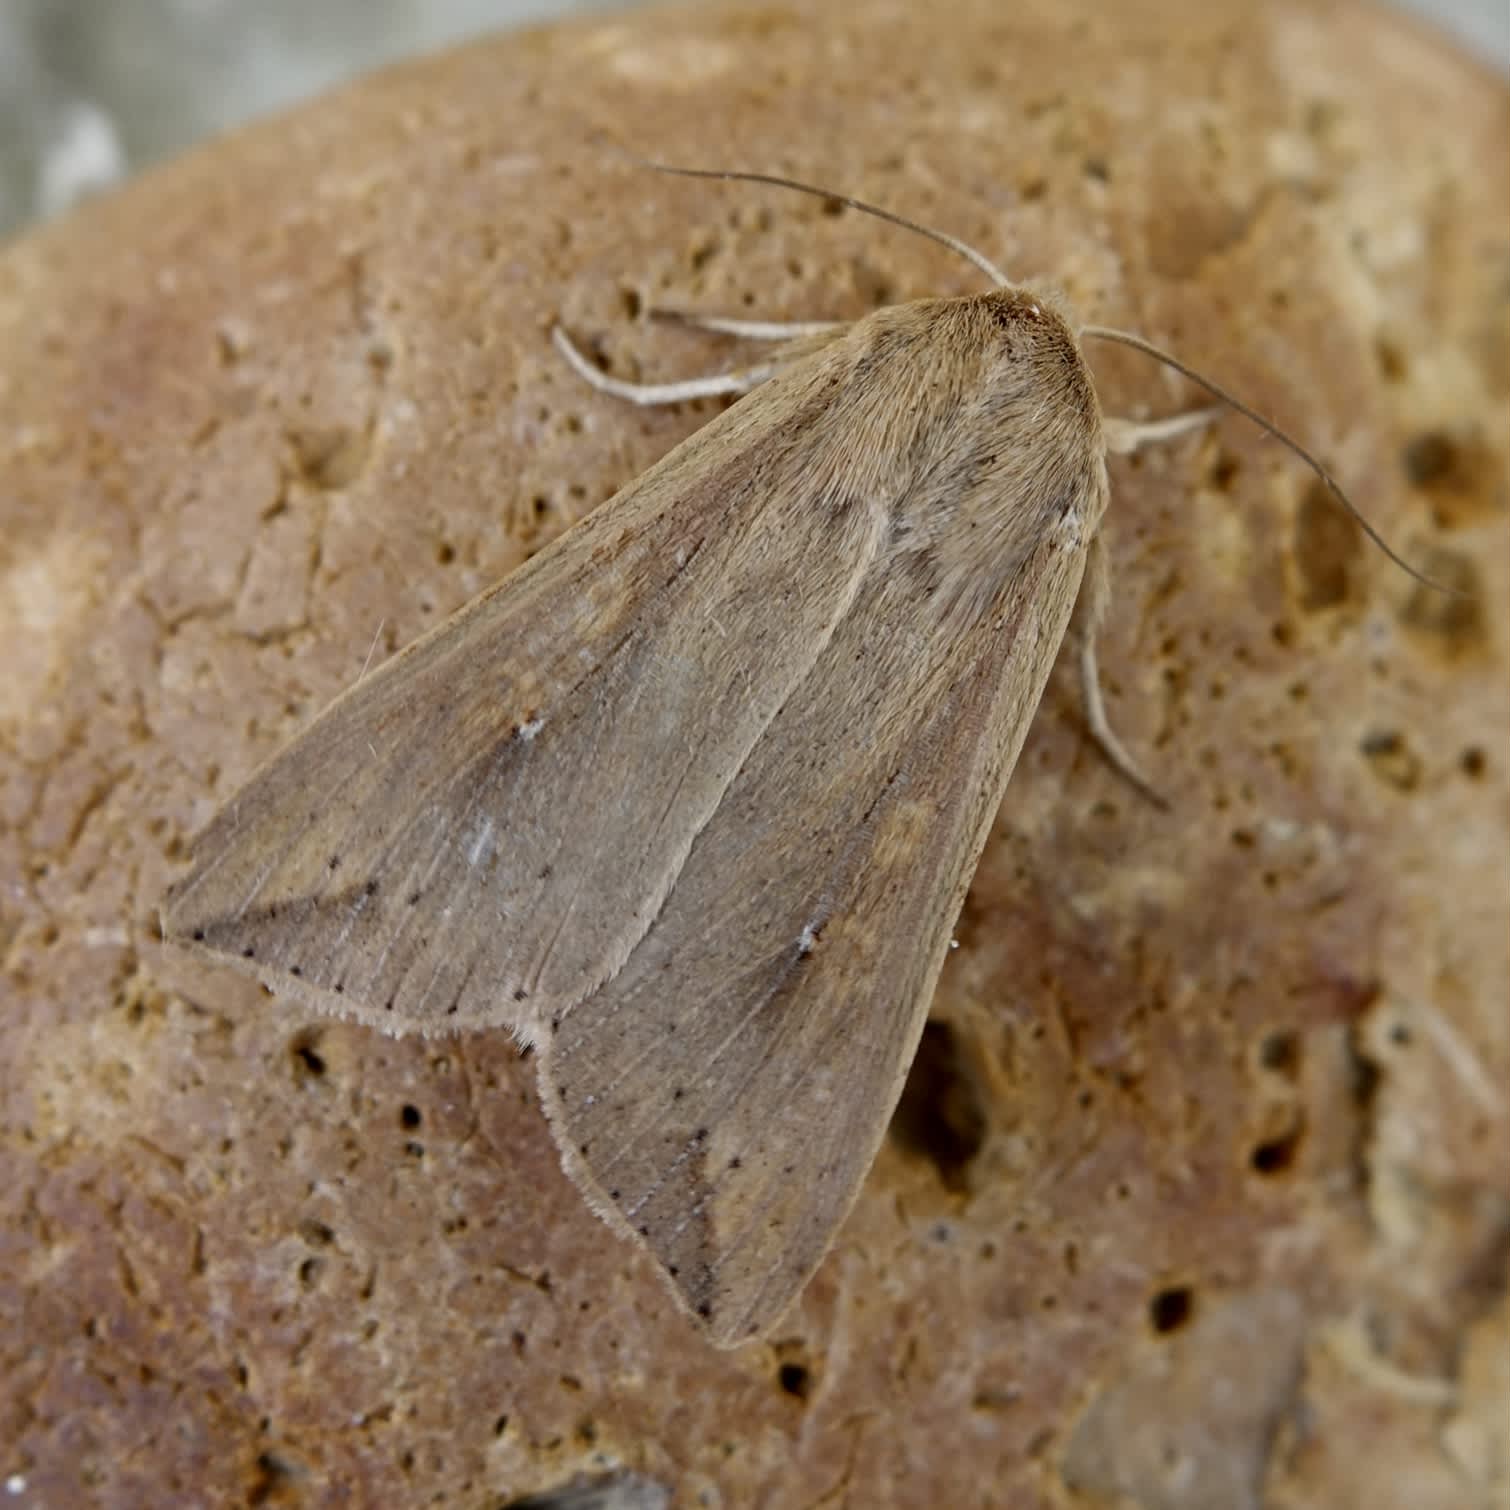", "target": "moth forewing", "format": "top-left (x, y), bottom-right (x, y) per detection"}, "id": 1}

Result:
top-left (162, 280), bottom-right (1112, 1344)
top-left (161, 352), bottom-right (892, 1036)
top-left (538, 527), bottom-right (1093, 1343)
top-left (536, 291), bottom-right (1108, 1342)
